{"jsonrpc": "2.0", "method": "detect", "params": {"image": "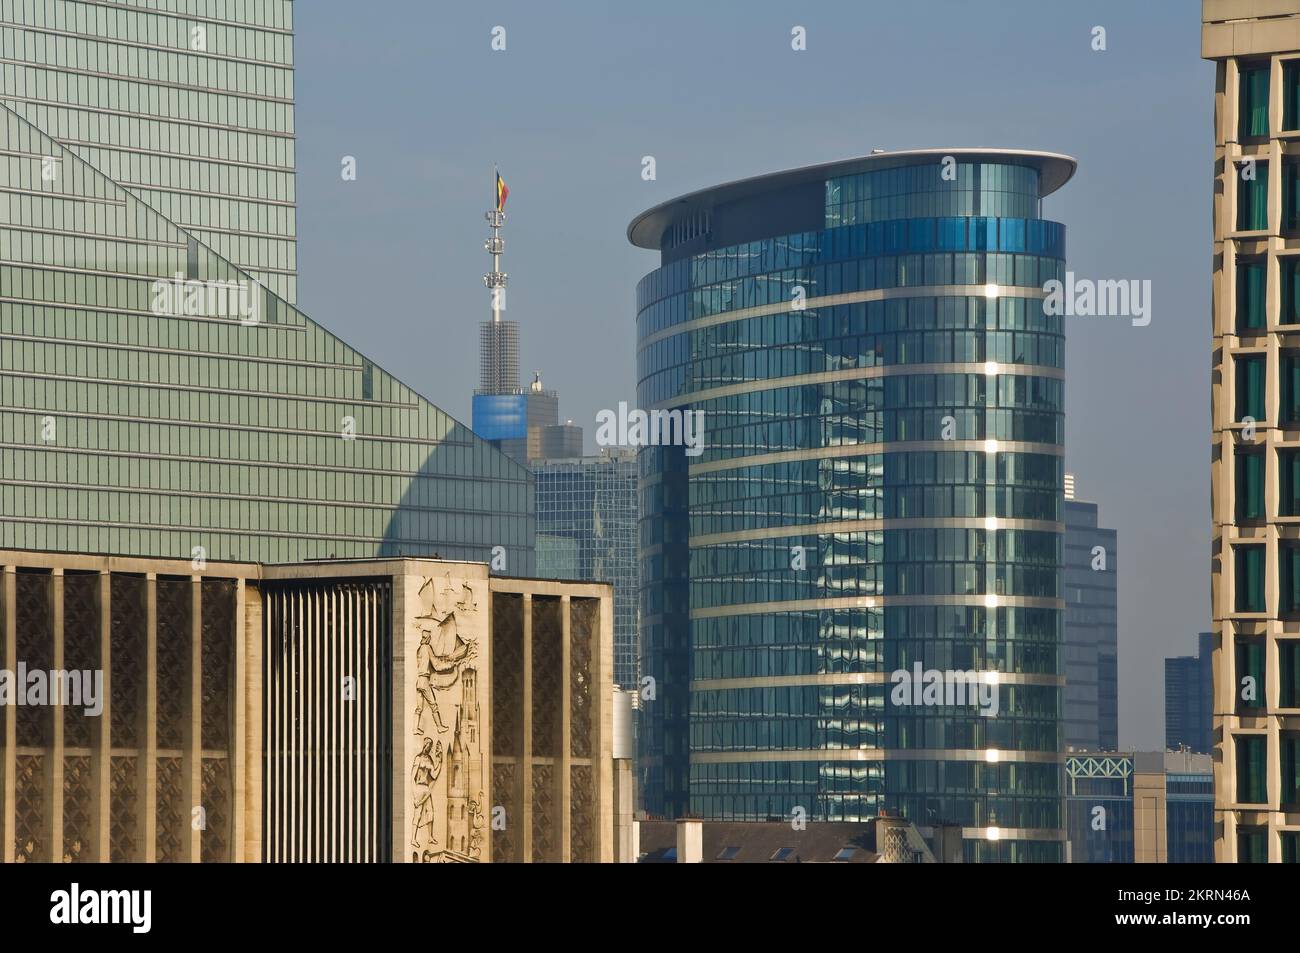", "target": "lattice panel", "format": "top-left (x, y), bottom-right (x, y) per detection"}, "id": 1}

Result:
top-left (570, 764), bottom-right (594, 863)
top-left (492, 762), bottom-right (516, 863)
top-left (62, 754), bottom-right (94, 862)
top-left (201, 579), bottom-right (234, 751)
top-left (15, 572), bottom-right (52, 747)
top-left (200, 757), bottom-right (230, 863)
top-left (155, 579), bottom-right (191, 751)
top-left (531, 598), bottom-right (562, 757)
top-left (492, 593), bottom-right (523, 758)
top-left (155, 756), bottom-right (185, 863)
top-left (14, 754), bottom-right (45, 863)
top-left (62, 573), bottom-right (101, 749)
top-left (531, 763), bottom-right (556, 863)
top-left (110, 574), bottom-right (146, 748)
top-left (110, 755), bottom-right (138, 862)
top-left (570, 598), bottom-right (595, 758)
